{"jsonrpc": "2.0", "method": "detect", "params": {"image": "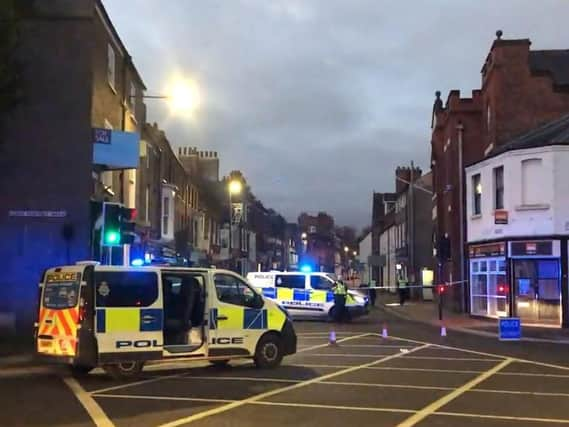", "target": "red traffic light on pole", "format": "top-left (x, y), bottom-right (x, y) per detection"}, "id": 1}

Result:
top-left (437, 284), bottom-right (445, 295)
